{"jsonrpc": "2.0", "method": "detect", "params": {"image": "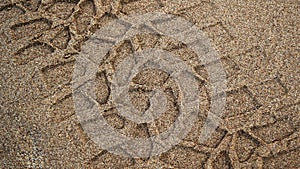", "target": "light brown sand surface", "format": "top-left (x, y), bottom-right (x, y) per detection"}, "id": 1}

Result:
top-left (0, 0), bottom-right (299, 168)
